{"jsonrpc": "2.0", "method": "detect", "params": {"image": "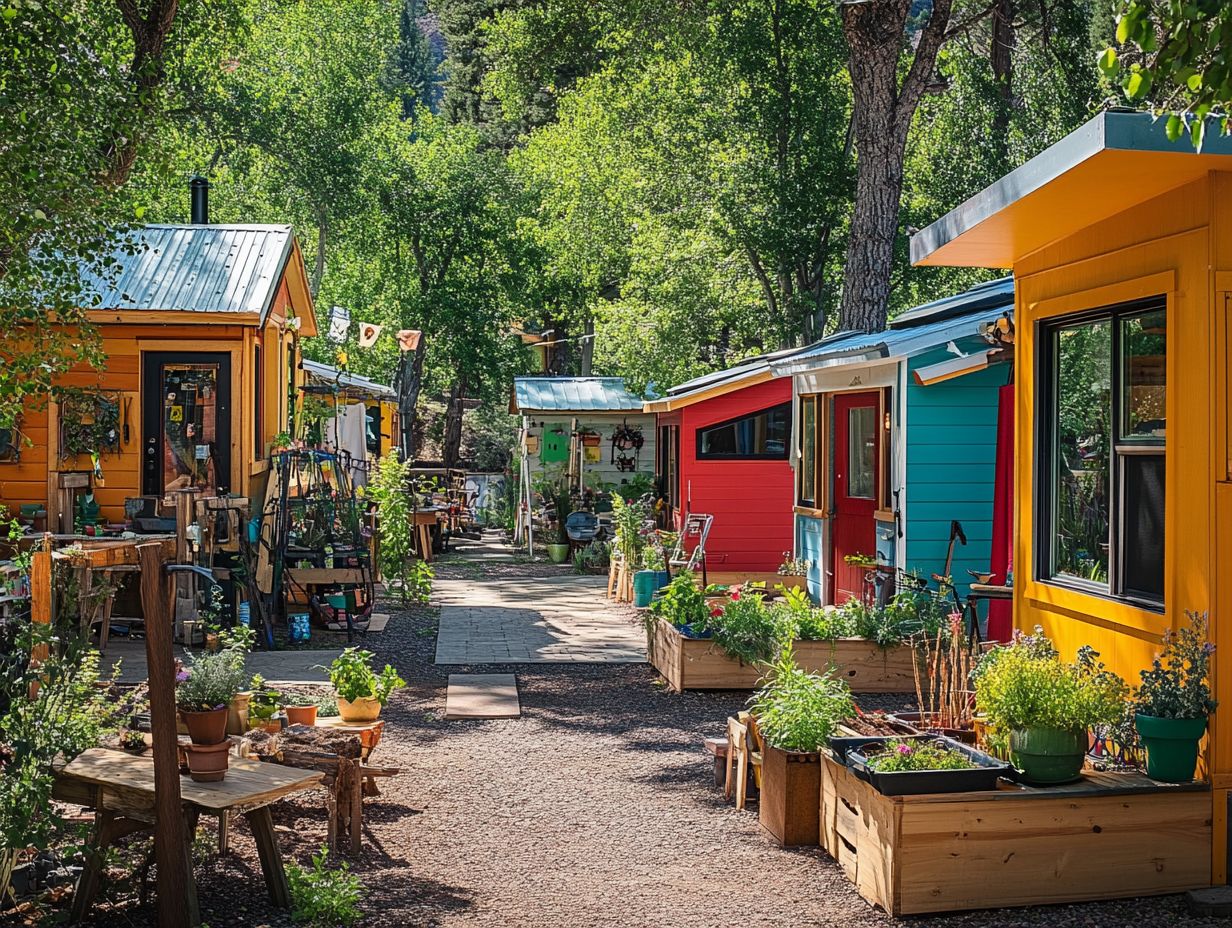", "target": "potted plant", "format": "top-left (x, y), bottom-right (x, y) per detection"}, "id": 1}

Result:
top-left (633, 546), bottom-right (667, 608)
top-left (845, 735), bottom-right (1012, 795)
top-left (247, 674), bottom-right (283, 733)
top-left (283, 693), bottom-right (320, 726)
top-left (975, 628), bottom-right (1128, 785)
top-left (176, 648), bottom-right (247, 782)
top-left (546, 481), bottom-right (573, 564)
top-left (1133, 611), bottom-right (1217, 782)
top-left (648, 571), bottom-right (712, 639)
top-left (219, 625), bottom-right (256, 735)
top-left (327, 648), bottom-right (406, 723)
top-left (749, 647), bottom-right (854, 846)
top-left (777, 552), bottom-right (809, 589)
top-left (119, 729), bottom-right (148, 755)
